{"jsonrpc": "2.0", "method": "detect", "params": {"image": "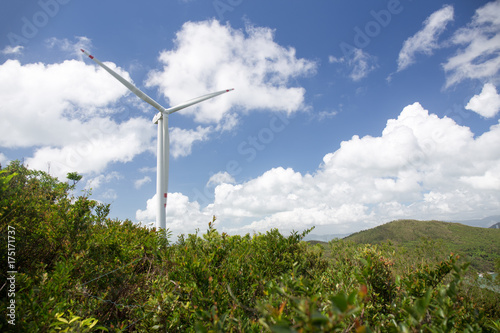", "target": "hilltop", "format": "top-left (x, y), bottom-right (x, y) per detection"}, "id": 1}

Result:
top-left (344, 219), bottom-right (500, 272)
